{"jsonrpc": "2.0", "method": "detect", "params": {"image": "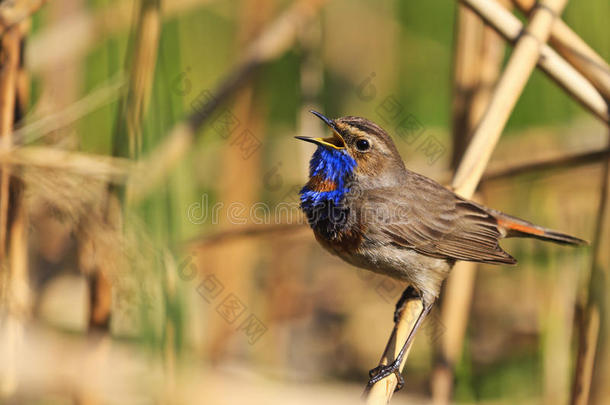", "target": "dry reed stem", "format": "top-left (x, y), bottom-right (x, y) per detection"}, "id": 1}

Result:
top-left (460, 0), bottom-right (609, 124)
top-left (434, 6), bottom-right (507, 402)
top-left (0, 28), bottom-right (20, 263)
top-left (114, 0), bottom-right (161, 161)
top-left (571, 135), bottom-right (610, 404)
top-left (548, 28), bottom-right (610, 102)
top-left (128, 0), bottom-right (327, 202)
top-left (364, 296), bottom-right (423, 402)
top-left (0, 25), bottom-right (26, 398)
top-left (0, 146), bottom-right (132, 181)
top-left (512, 0), bottom-right (610, 100)
top-left (79, 0), bottom-right (163, 331)
top-left (432, 7), bottom-right (492, 403)
top-left (453, 0), bottom-right (568, 196)
top-left (432, 261), bottom-right (477, 404)
top-left (14, 36), bottom-right (28, 122)
top-left (449, 6), bottom-right (485, 169)
top-left (572, 307), bottom-right (601, 405)
top-left (365, 0), bottom-right (568, 402)
top-left (482, 147), bottom-right (610, 182)
top-left (10, 27), bottom-right (28, 315)
top-left (542, 258), bottom-right (579, 404)
top-left (88, 0), bottom-right (162, 330)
